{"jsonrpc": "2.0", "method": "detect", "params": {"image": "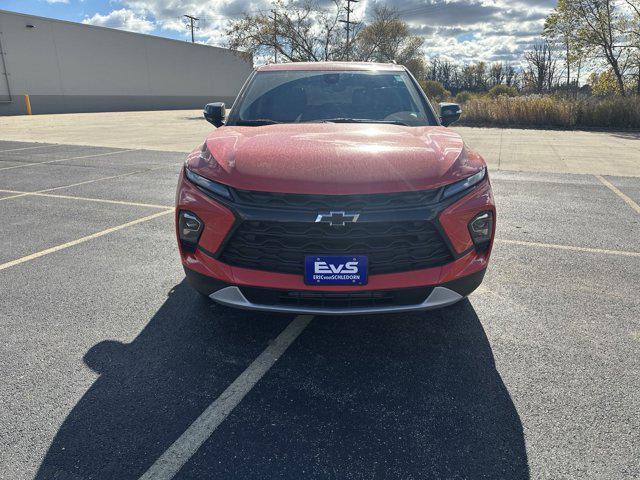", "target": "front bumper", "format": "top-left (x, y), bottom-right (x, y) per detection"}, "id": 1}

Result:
top-left (210, 285), bottom-right (463, 315)
top-left (184, 266), bottom-right (485, 315)
top-left (176, 167), bottom-right (495, 314)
